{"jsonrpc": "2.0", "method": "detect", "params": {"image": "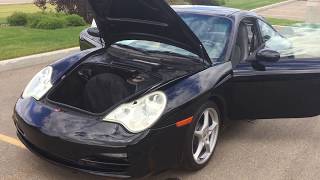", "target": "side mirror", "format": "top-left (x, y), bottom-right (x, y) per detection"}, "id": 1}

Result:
top-left (251, 49), bottom-right (280, 71)
top-left (263, 35), bottom-right (271, 42)
top-left (256, 48), bottom-right (280, 63)
top-left (87, 27), bottom-right (100, 37)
